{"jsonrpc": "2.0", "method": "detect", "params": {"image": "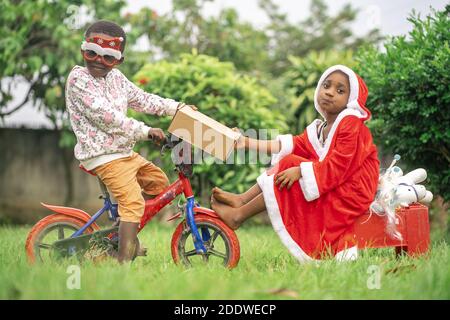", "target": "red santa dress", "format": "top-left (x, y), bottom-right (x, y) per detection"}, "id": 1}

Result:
top-left (257, 65), bottom-right (380, 263)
